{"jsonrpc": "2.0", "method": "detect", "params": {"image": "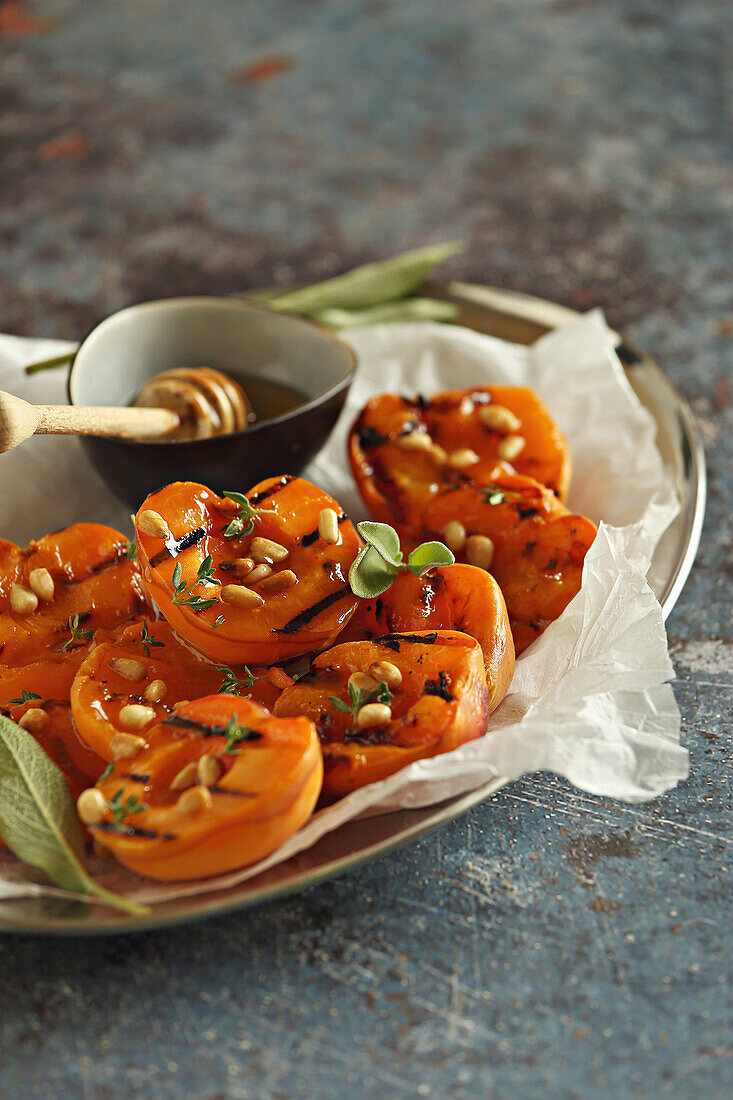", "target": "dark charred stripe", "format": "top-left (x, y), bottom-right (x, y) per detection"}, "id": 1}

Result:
top-left (517, 506), bottom-right (539, 520)
top-left (374, 596), bottom-right (384, 622)
top-left (42, 698), bottom-right (71, 711)
top-left (63, 551), bottom-right (126, 585)
top-left (357, 426), bottom-right (389, 450)
top-left (249, 474), bottom-right (295, 505)
top-left (123, 772), bottom-right (151, 783)
top-left (150, 526), bottom-right (206, 567)
top-left (376, 631), bottom-right (438, 653)
top-left (92, 822), bottom-right (177, 841)
top-left (423, 671), bottom-right (454, 702)
top-left (209, 786), bottom-right (255, 798)
top-left (343, 726), bottom-right (395, 746)
top-left (274, 584), bottom-right (352, 635)
top-left (300, 511), bottom-right (346, 547)
top-left (162, 714), bottom-right (227, 737)
top-left (162, 714), bottom-right (262, 742)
